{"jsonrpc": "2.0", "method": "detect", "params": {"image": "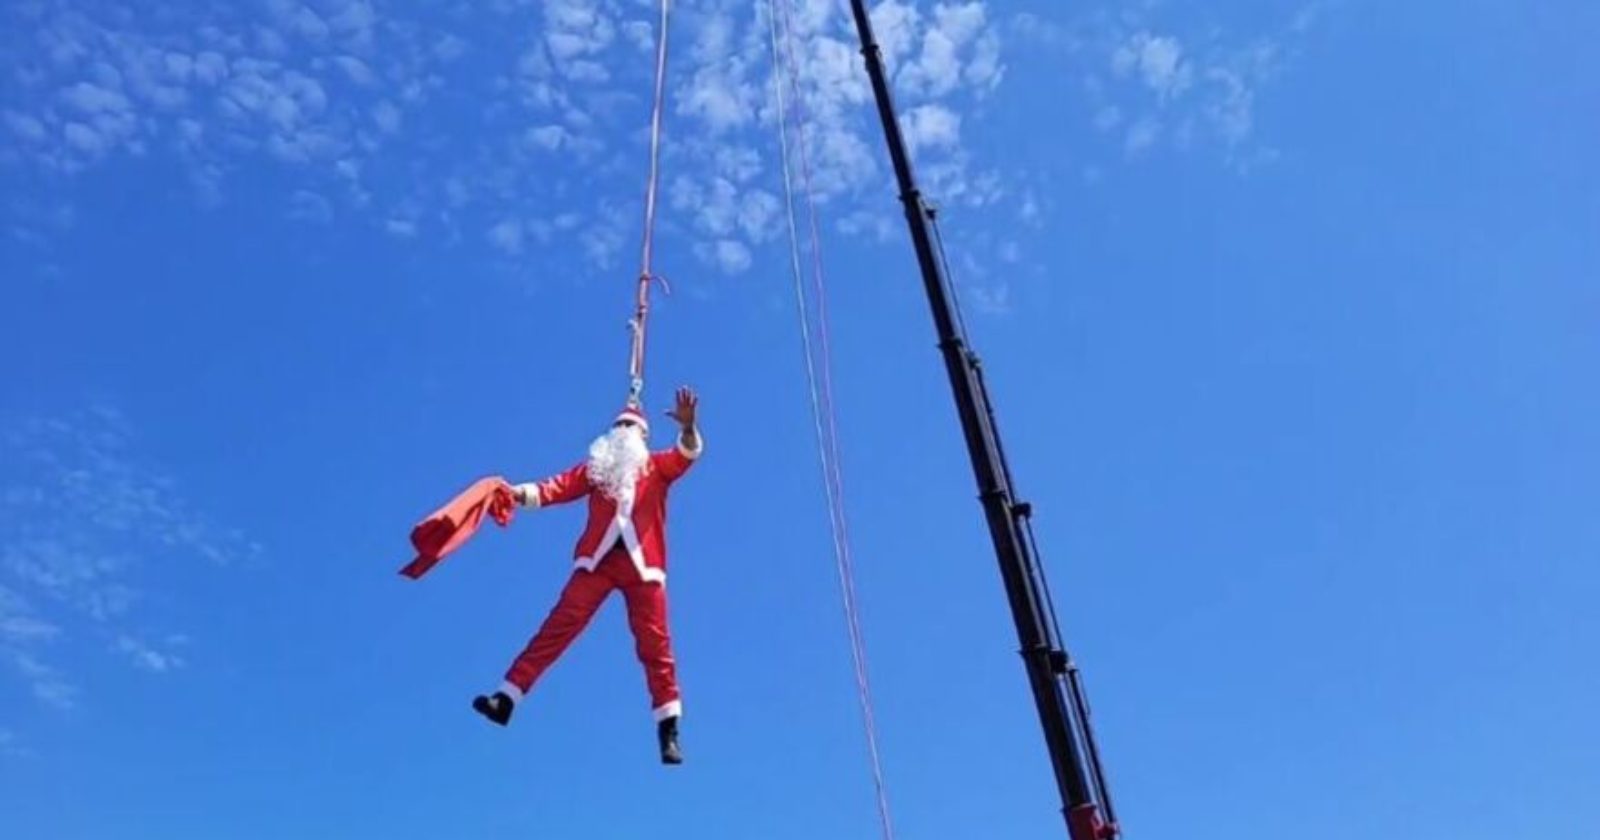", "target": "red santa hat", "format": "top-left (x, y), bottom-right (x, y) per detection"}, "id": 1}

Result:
top-left (614, 403), bottom-right (649, 433)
